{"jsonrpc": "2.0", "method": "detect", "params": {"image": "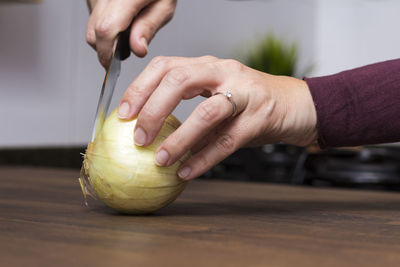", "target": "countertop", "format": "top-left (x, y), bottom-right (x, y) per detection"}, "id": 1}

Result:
top-left (1, 167), bottom-right (400, 266)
